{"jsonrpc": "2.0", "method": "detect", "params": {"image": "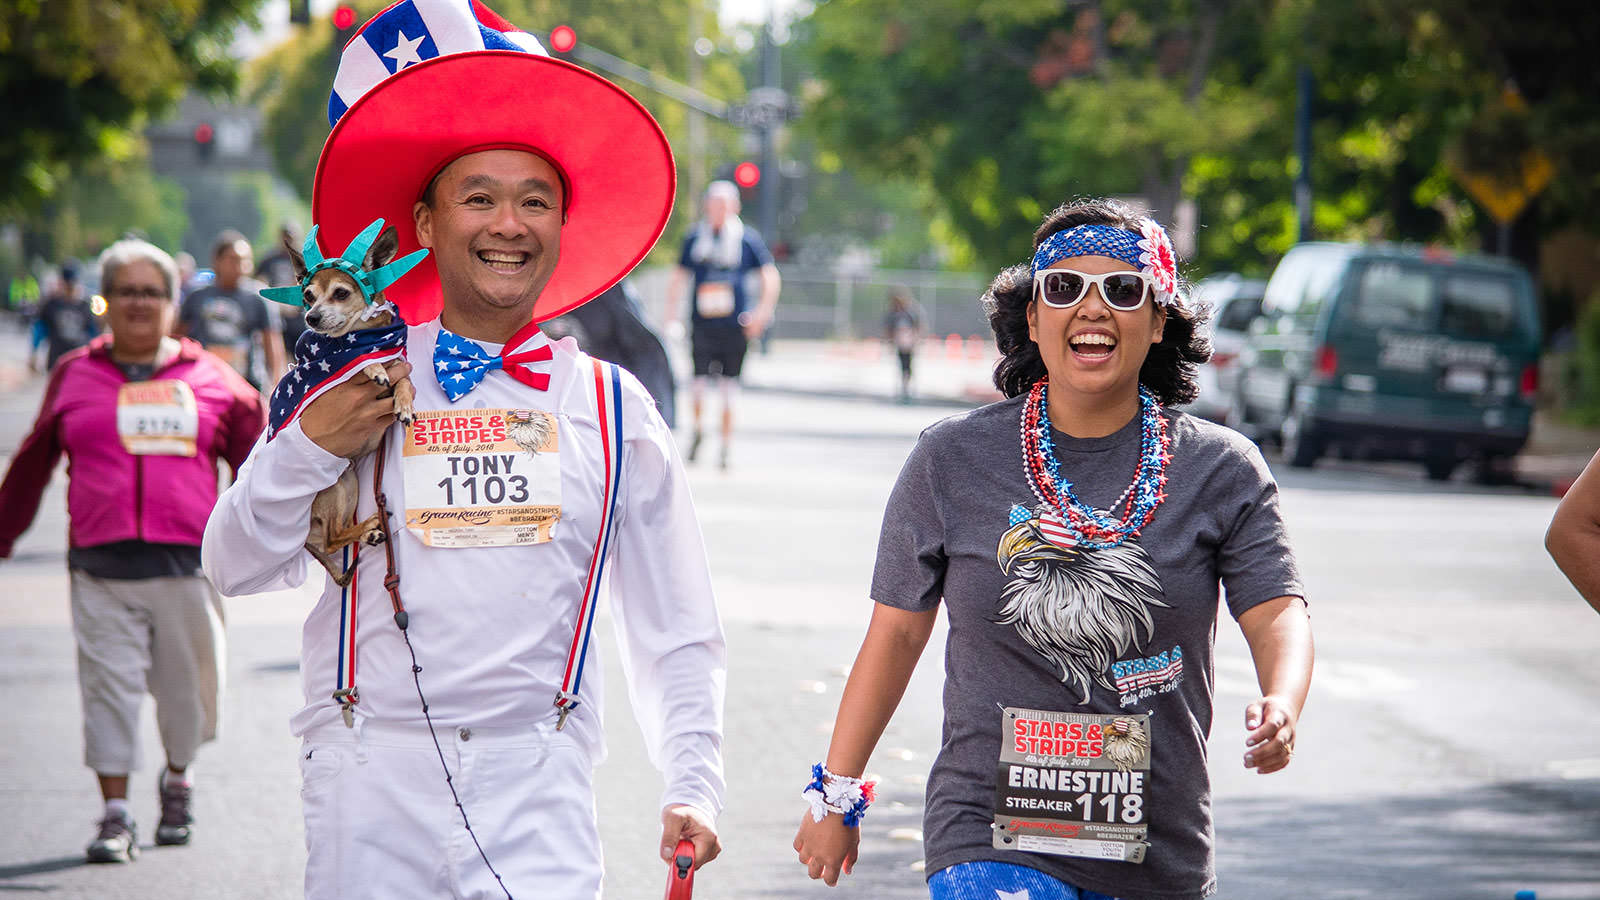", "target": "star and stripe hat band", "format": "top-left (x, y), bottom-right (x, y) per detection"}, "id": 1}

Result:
top-left (311, 0), bottom-right (676, 325)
